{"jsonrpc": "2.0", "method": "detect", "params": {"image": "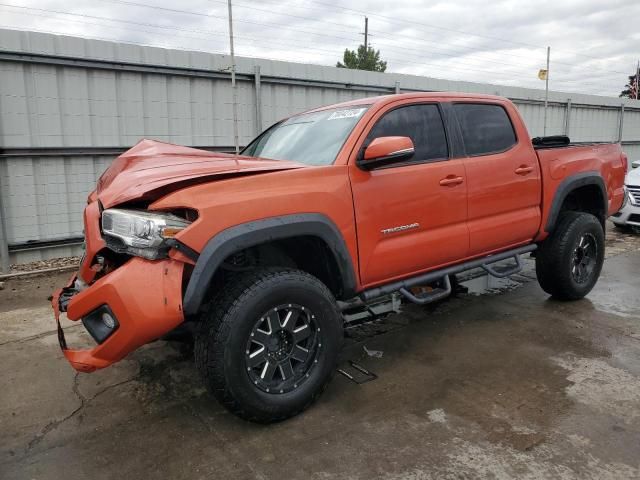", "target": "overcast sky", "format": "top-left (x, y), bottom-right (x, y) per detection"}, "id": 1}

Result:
top-left (1, 0), bottom-right (639, 97)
